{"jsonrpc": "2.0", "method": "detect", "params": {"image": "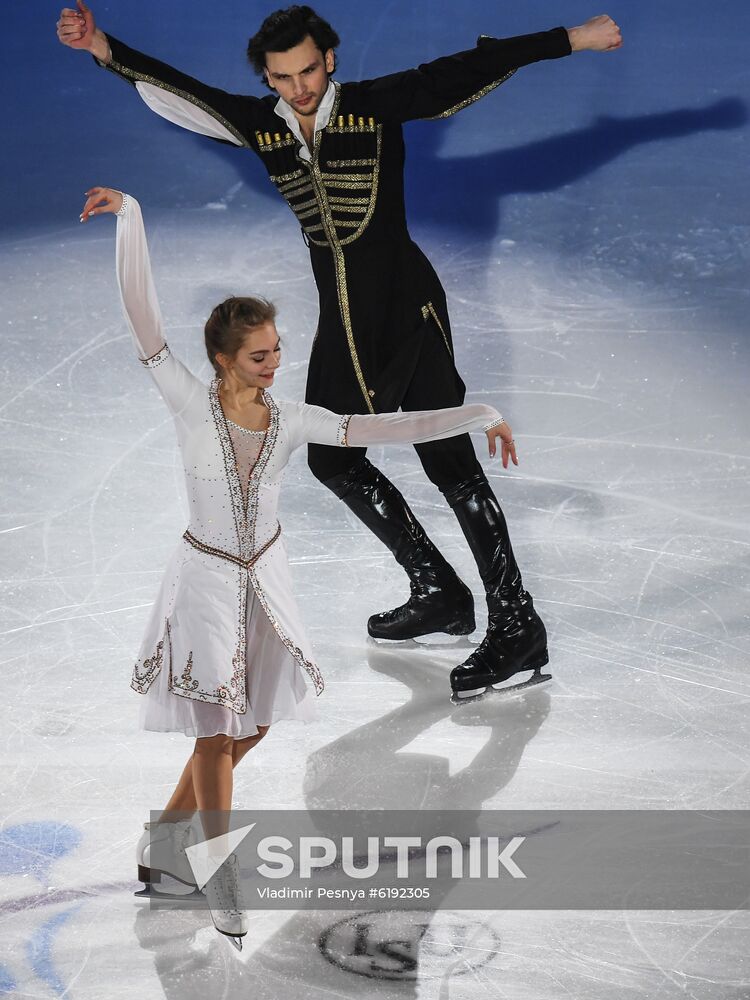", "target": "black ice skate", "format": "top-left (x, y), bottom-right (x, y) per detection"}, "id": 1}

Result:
top-left (325, 457), bottom-right (475, 640)
top-left (367, 560), bottom-right (475, 641)
top-left (450, 595), bottom-right (551, 704)
top-left (443, 473), bottom-right (551, 703)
